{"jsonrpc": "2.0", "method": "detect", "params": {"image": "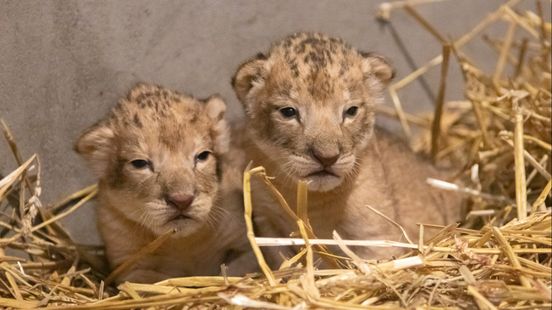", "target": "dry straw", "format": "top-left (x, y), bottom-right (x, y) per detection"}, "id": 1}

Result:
top-left (1, 0), bottom-right (550, 308)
